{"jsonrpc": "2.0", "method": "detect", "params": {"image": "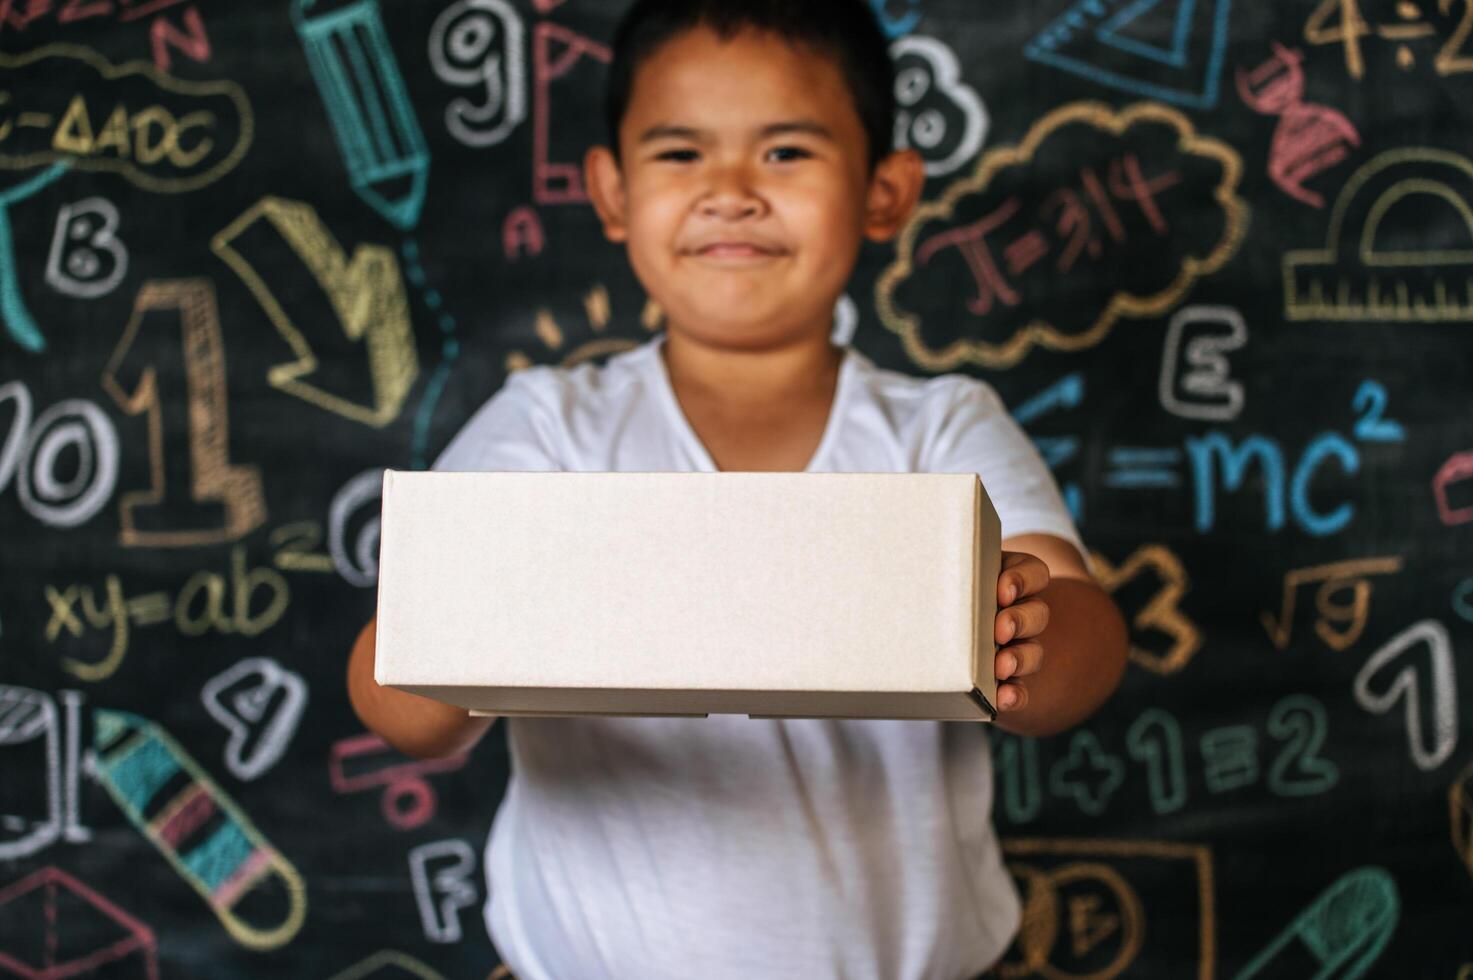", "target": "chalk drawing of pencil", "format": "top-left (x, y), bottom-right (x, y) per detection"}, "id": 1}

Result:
top-left (1231, 866), bottom-right (1398, 980)
top-left (292, 0), bottom-right (430, 231)
top-left (91, 708), bottom-right (307, 950)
